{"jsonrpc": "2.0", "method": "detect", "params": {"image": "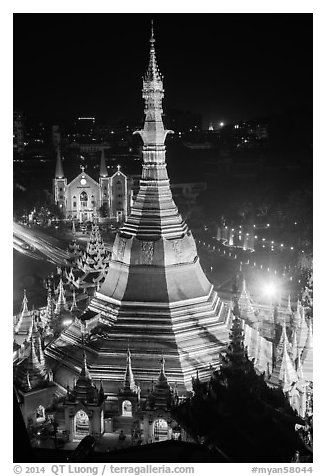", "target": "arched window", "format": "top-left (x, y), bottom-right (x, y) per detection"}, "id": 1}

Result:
top-left (80, 191), bottom-right (88, 208)
top-left (75, 409), bottom-right (89, 436)
top-left (154, 419), bottom-right (169, 441)
top-left (122, 400), bottom-right (132, 417)
top-left (72, 196), bottom-right (77, 208)
top-left (35, 405), bottom-right (46, 423)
